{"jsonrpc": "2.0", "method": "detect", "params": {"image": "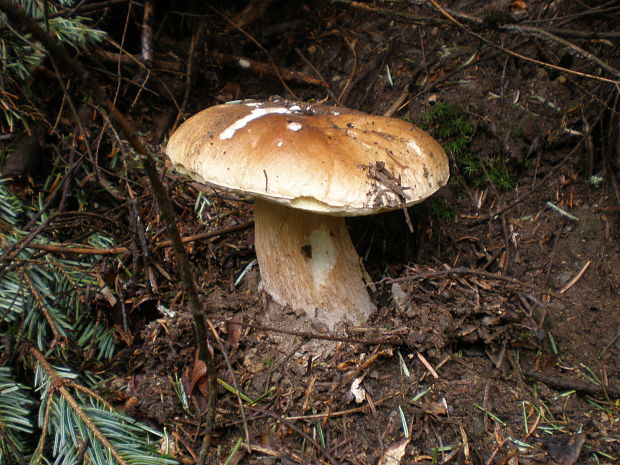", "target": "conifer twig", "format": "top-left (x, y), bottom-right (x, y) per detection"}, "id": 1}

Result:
top-left (27, 345), bottom-right (130, 465)
top-left (23, 272), bottom-right (65, 346)
top-left (0, 0), bottom-right (242, 456)
top-left (34, 388), bottom-right (55, 462)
